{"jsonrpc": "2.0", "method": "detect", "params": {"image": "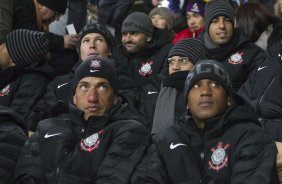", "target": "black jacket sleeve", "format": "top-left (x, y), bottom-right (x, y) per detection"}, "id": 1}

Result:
top-left (131, 144), bottom-right (170, 184)
top-left (0, 107), bottom-right (27, 183)
top-left (10, 73), bottom-right (47, 122)
top-left (96, 121), bottom-right (150, 183)
top-left (14, 131), bottom-right (45, 184)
